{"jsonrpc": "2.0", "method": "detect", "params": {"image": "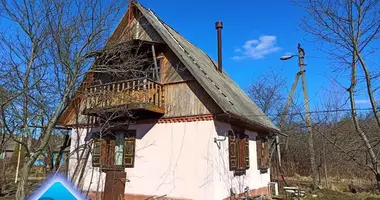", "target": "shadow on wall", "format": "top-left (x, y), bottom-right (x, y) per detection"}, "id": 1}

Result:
top-left (213, 121), bottom-right (257, 141)
top-left (83, 122), bottom-right (157, 141)
top-left (133, 123), bottom-right (156, 139)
